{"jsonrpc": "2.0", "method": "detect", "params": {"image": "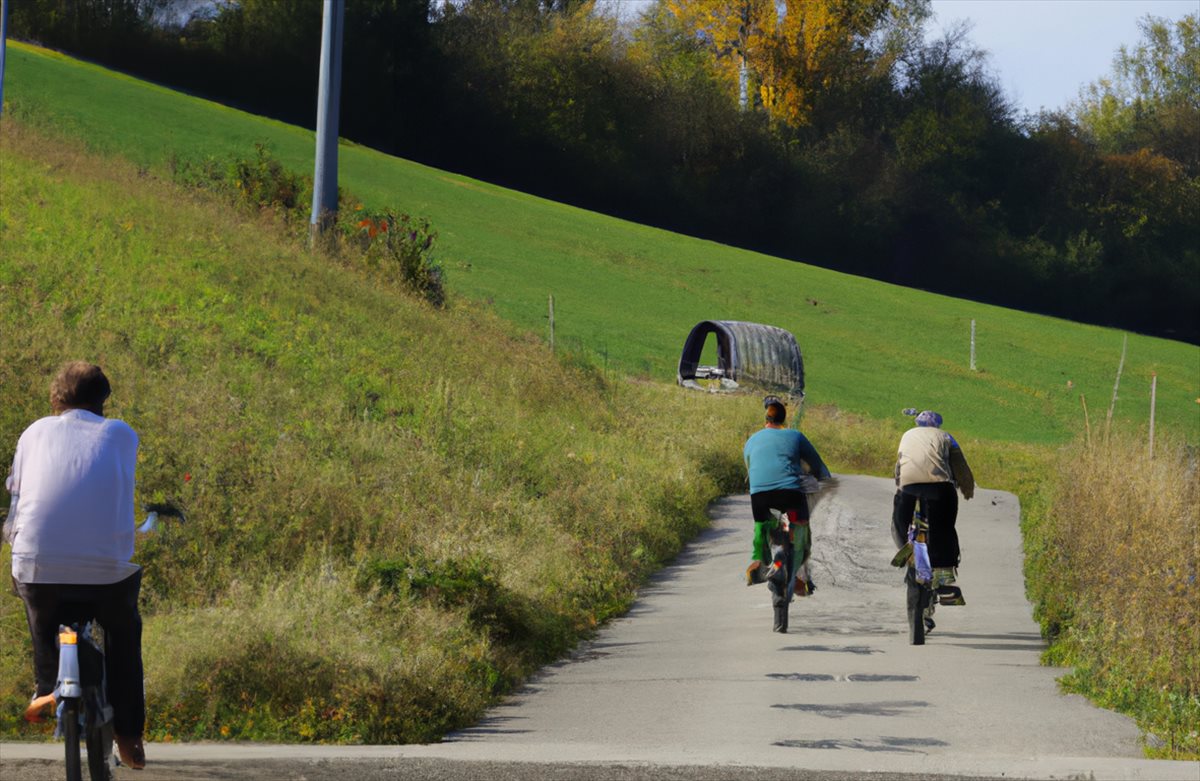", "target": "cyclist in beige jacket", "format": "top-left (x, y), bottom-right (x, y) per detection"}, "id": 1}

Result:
top-left (891, 410), bottom-right (975, 575)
